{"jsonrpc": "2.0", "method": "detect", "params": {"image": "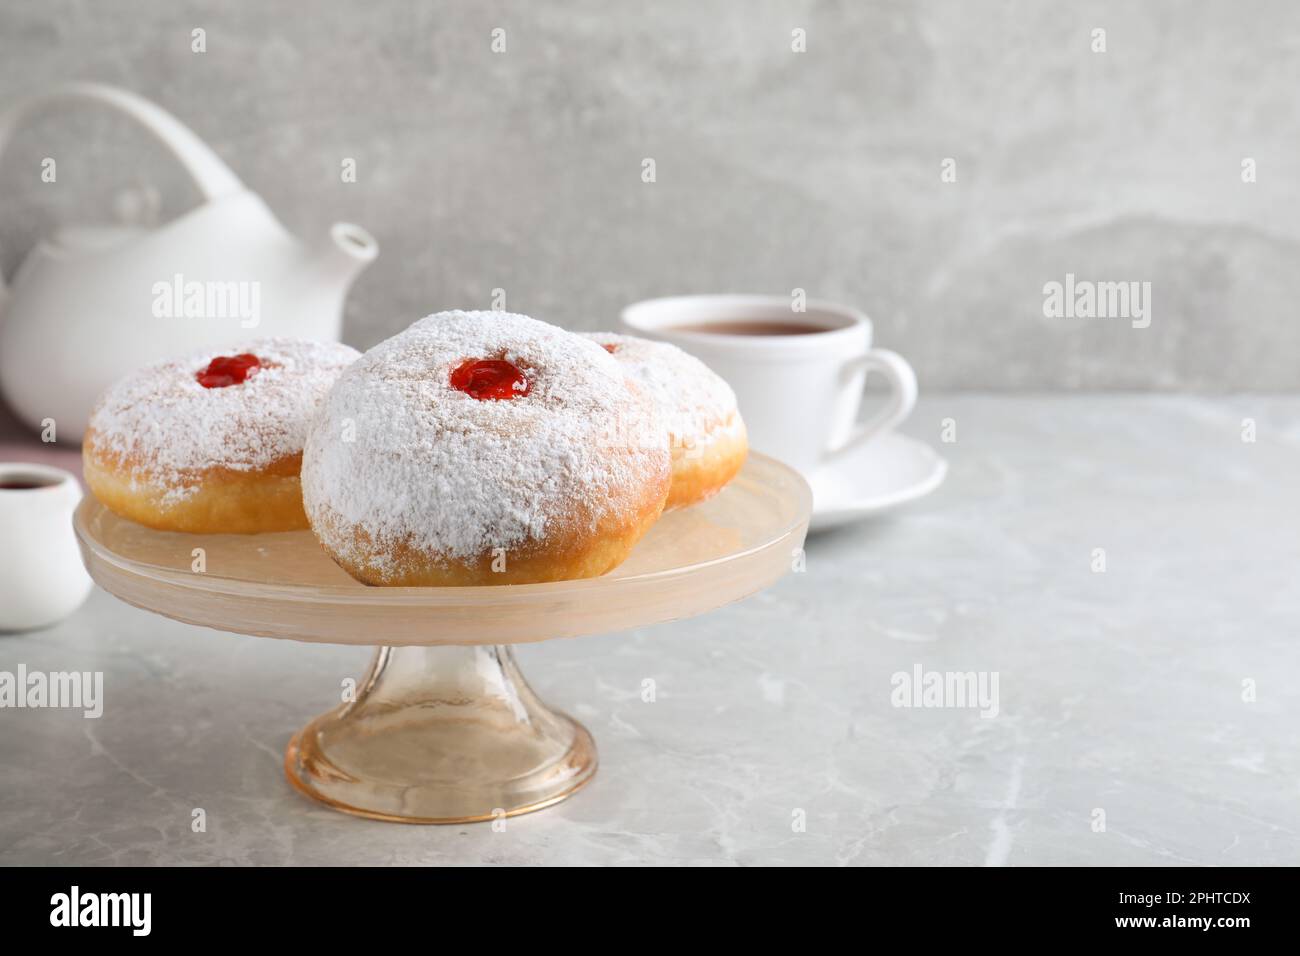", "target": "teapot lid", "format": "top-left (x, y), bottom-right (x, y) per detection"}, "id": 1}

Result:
top-left (43, 225), bottom-right (146, 257)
